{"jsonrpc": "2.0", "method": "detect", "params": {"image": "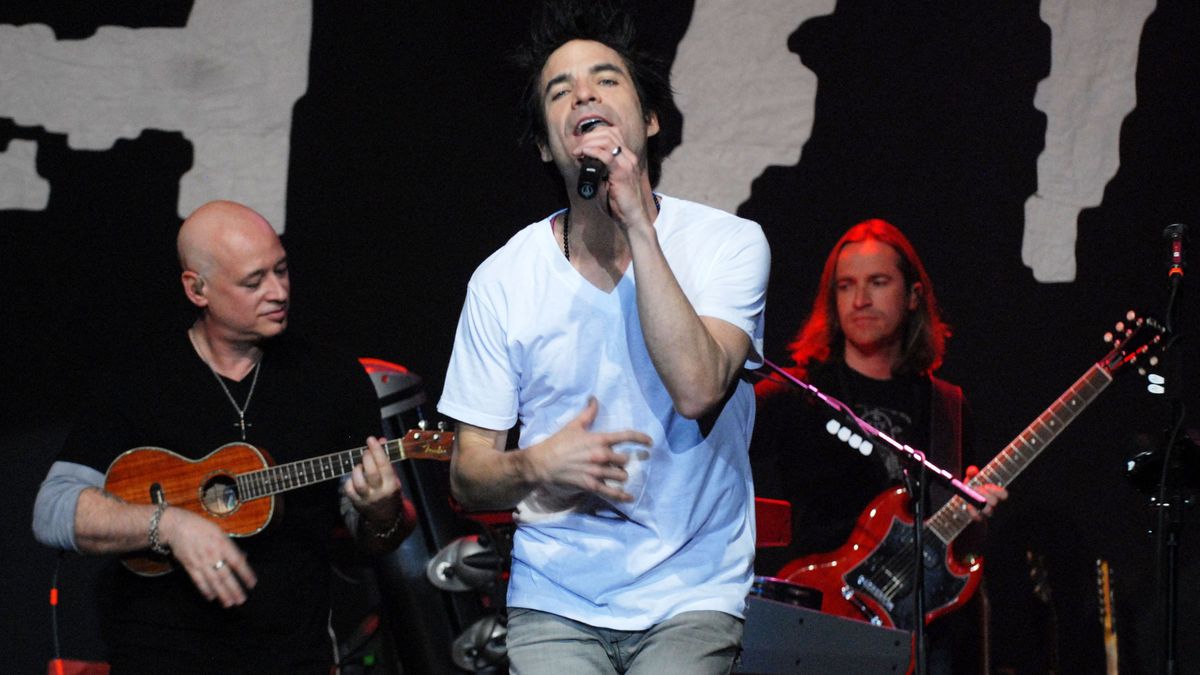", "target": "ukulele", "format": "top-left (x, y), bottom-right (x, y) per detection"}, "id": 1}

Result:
top-left (105, 425), bottom-right (452, 575)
